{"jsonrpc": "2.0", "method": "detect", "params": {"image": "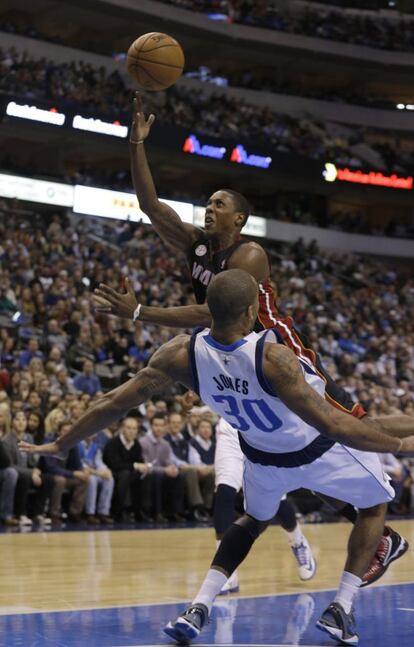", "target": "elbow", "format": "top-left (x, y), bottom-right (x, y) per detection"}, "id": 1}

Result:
top-left (139, 199), bottom-right (159, 215)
